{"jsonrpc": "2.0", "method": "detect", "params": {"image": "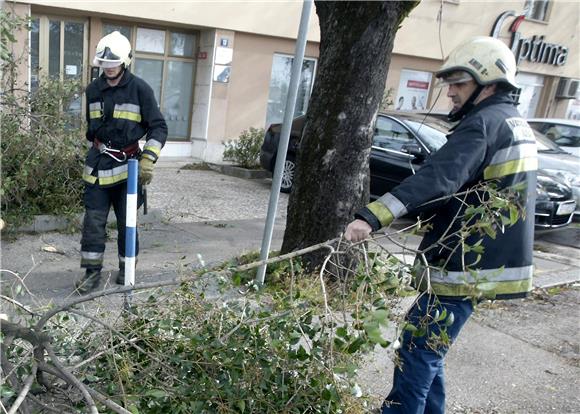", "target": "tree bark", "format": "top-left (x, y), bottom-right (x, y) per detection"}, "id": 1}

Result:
top-left (281, 1), bottom-right (419, 268)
